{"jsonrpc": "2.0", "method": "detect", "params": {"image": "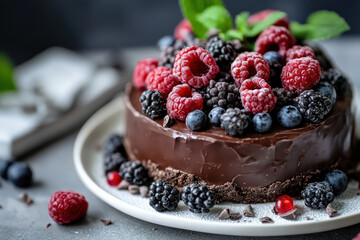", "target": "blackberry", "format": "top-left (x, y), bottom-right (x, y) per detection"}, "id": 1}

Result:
top-left (294, 90), bottom-right (332, 123)
top-left (273, 88), bottom-right (296, 112)
top-left (104, 134), bottom-right (126, 157)
top-left (220, 108), bottom-right (251, 137)
top-left (301, 181), bottom-right (334, 209)
top-left (158, 39), bottom-right (191, 69)
top-left (200, 80), bottom-right (242, 112)
top-left (181, 184), bottom-right (216, 213)
top-left (149, 179), bottom-right (180, 212)
top-left (139, 90), bottom-right (166, 119)
top-left (320, 68), bottom-right (349, 99)
top-left (119, 161), bottom-right (149, 186)
top-left (206, 36), bottom-right (237, 72)
top-left (104, 153), bottom-right (127, 175)
top-left (215, 72), bottom-right (234, 83)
